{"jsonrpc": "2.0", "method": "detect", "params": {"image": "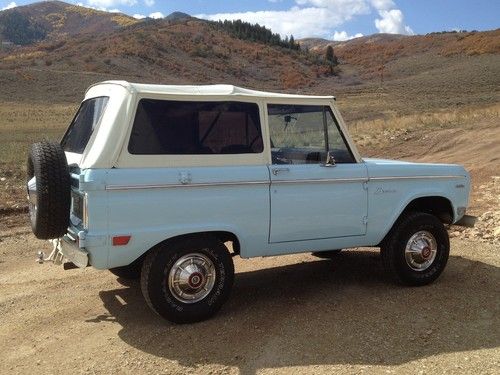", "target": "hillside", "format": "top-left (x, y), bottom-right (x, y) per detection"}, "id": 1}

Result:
top-left (300, 30), bottom-right (500, 76)
top-left (0, 16), bottom-right (322, 100)
top-left (0, 0), bottom-right (138, 45)
top-left (0, 2), bottom-right (498, 123)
